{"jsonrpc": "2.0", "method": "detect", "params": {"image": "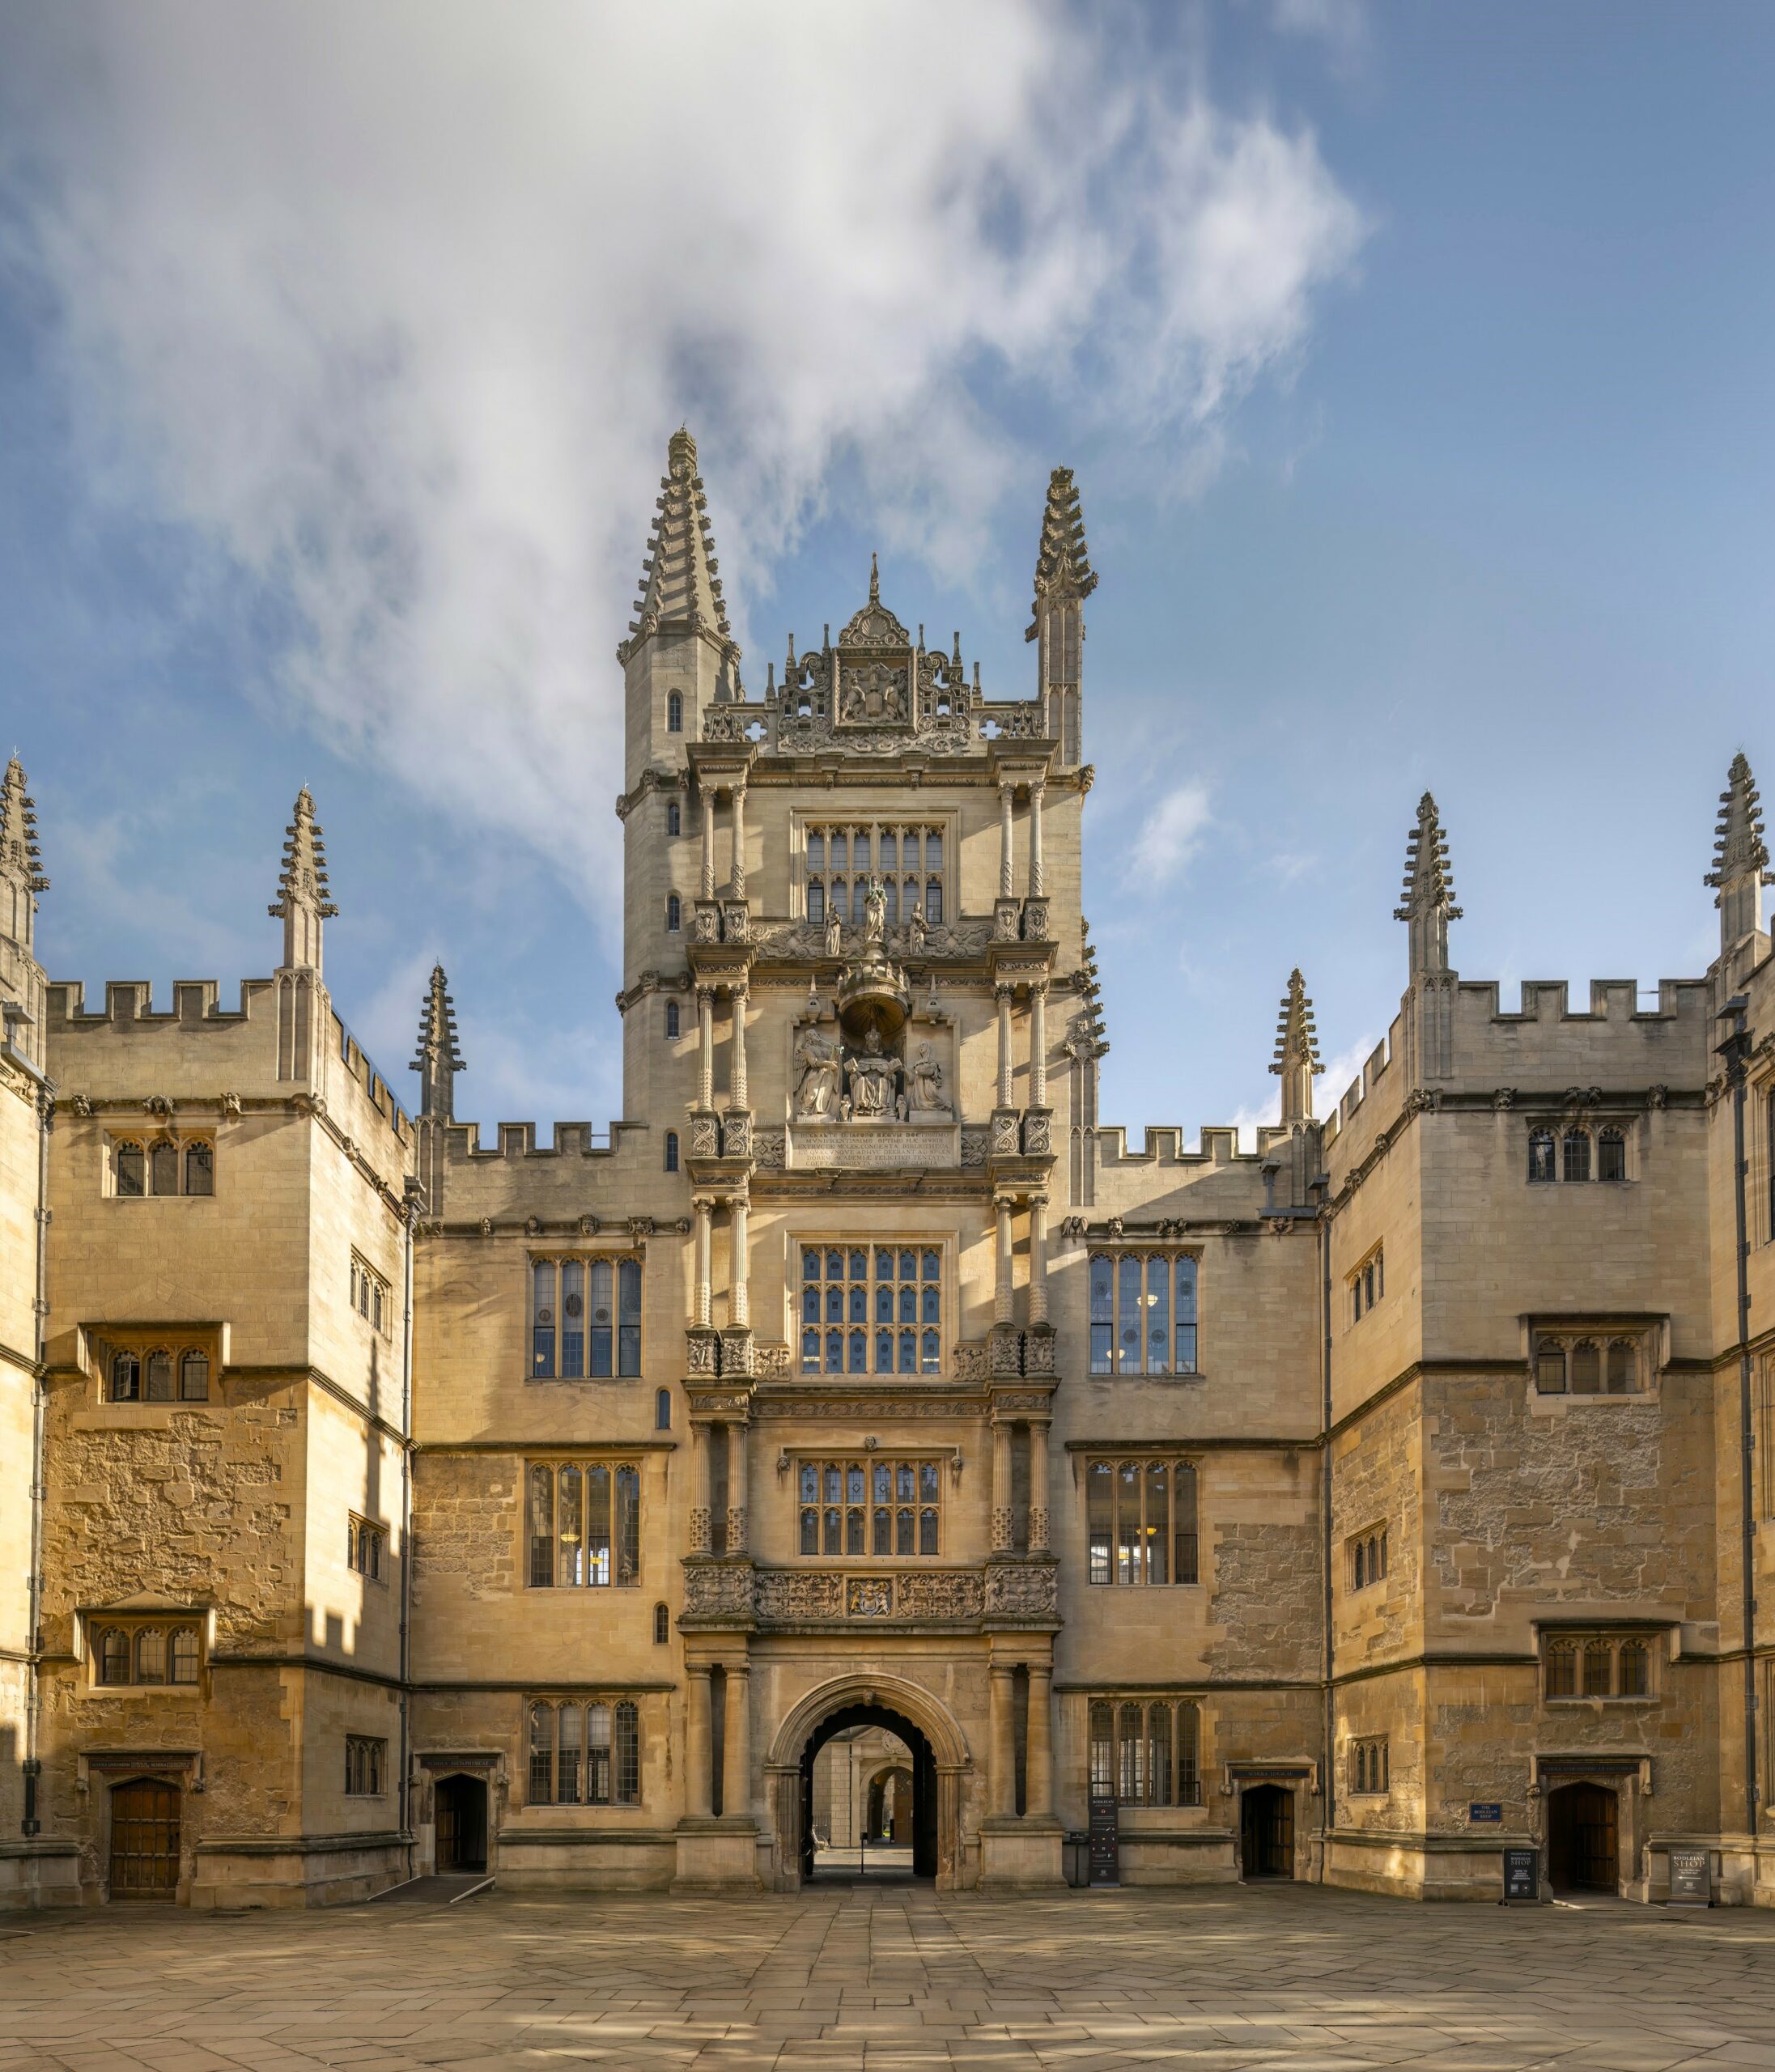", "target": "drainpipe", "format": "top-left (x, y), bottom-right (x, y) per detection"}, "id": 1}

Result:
top-left (8, 1048), bottom-right (53, 1841)
top-left (1718, 996), bottom-right (1758, 1841)
top-left (1316, 1172), bottom-right (1335, 1870)
top-left (398, 1177), bottom-right (418, 1876)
